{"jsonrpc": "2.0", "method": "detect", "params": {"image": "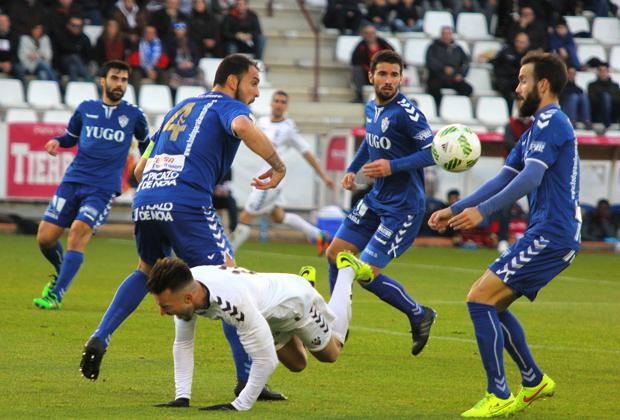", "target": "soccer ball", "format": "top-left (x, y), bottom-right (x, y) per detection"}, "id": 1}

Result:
top-left (431, 123), bottom-right (481, 172)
